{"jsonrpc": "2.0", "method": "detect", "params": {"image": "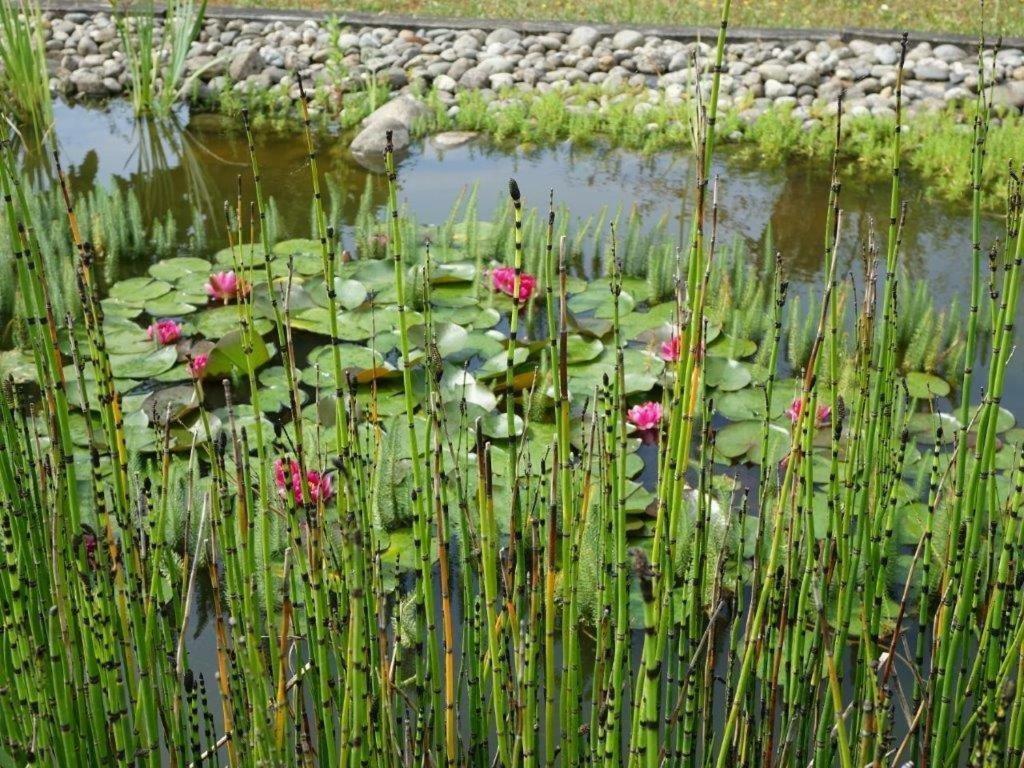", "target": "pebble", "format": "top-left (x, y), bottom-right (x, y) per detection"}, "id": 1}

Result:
top-left (36, 9), bottom-right (1024, 130)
